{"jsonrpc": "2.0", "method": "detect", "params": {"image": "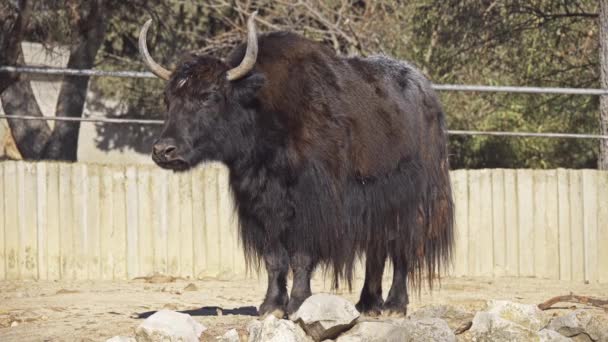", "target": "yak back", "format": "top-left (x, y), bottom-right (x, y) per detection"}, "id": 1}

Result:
top-left (226, 32), bottom-right (444, 182)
